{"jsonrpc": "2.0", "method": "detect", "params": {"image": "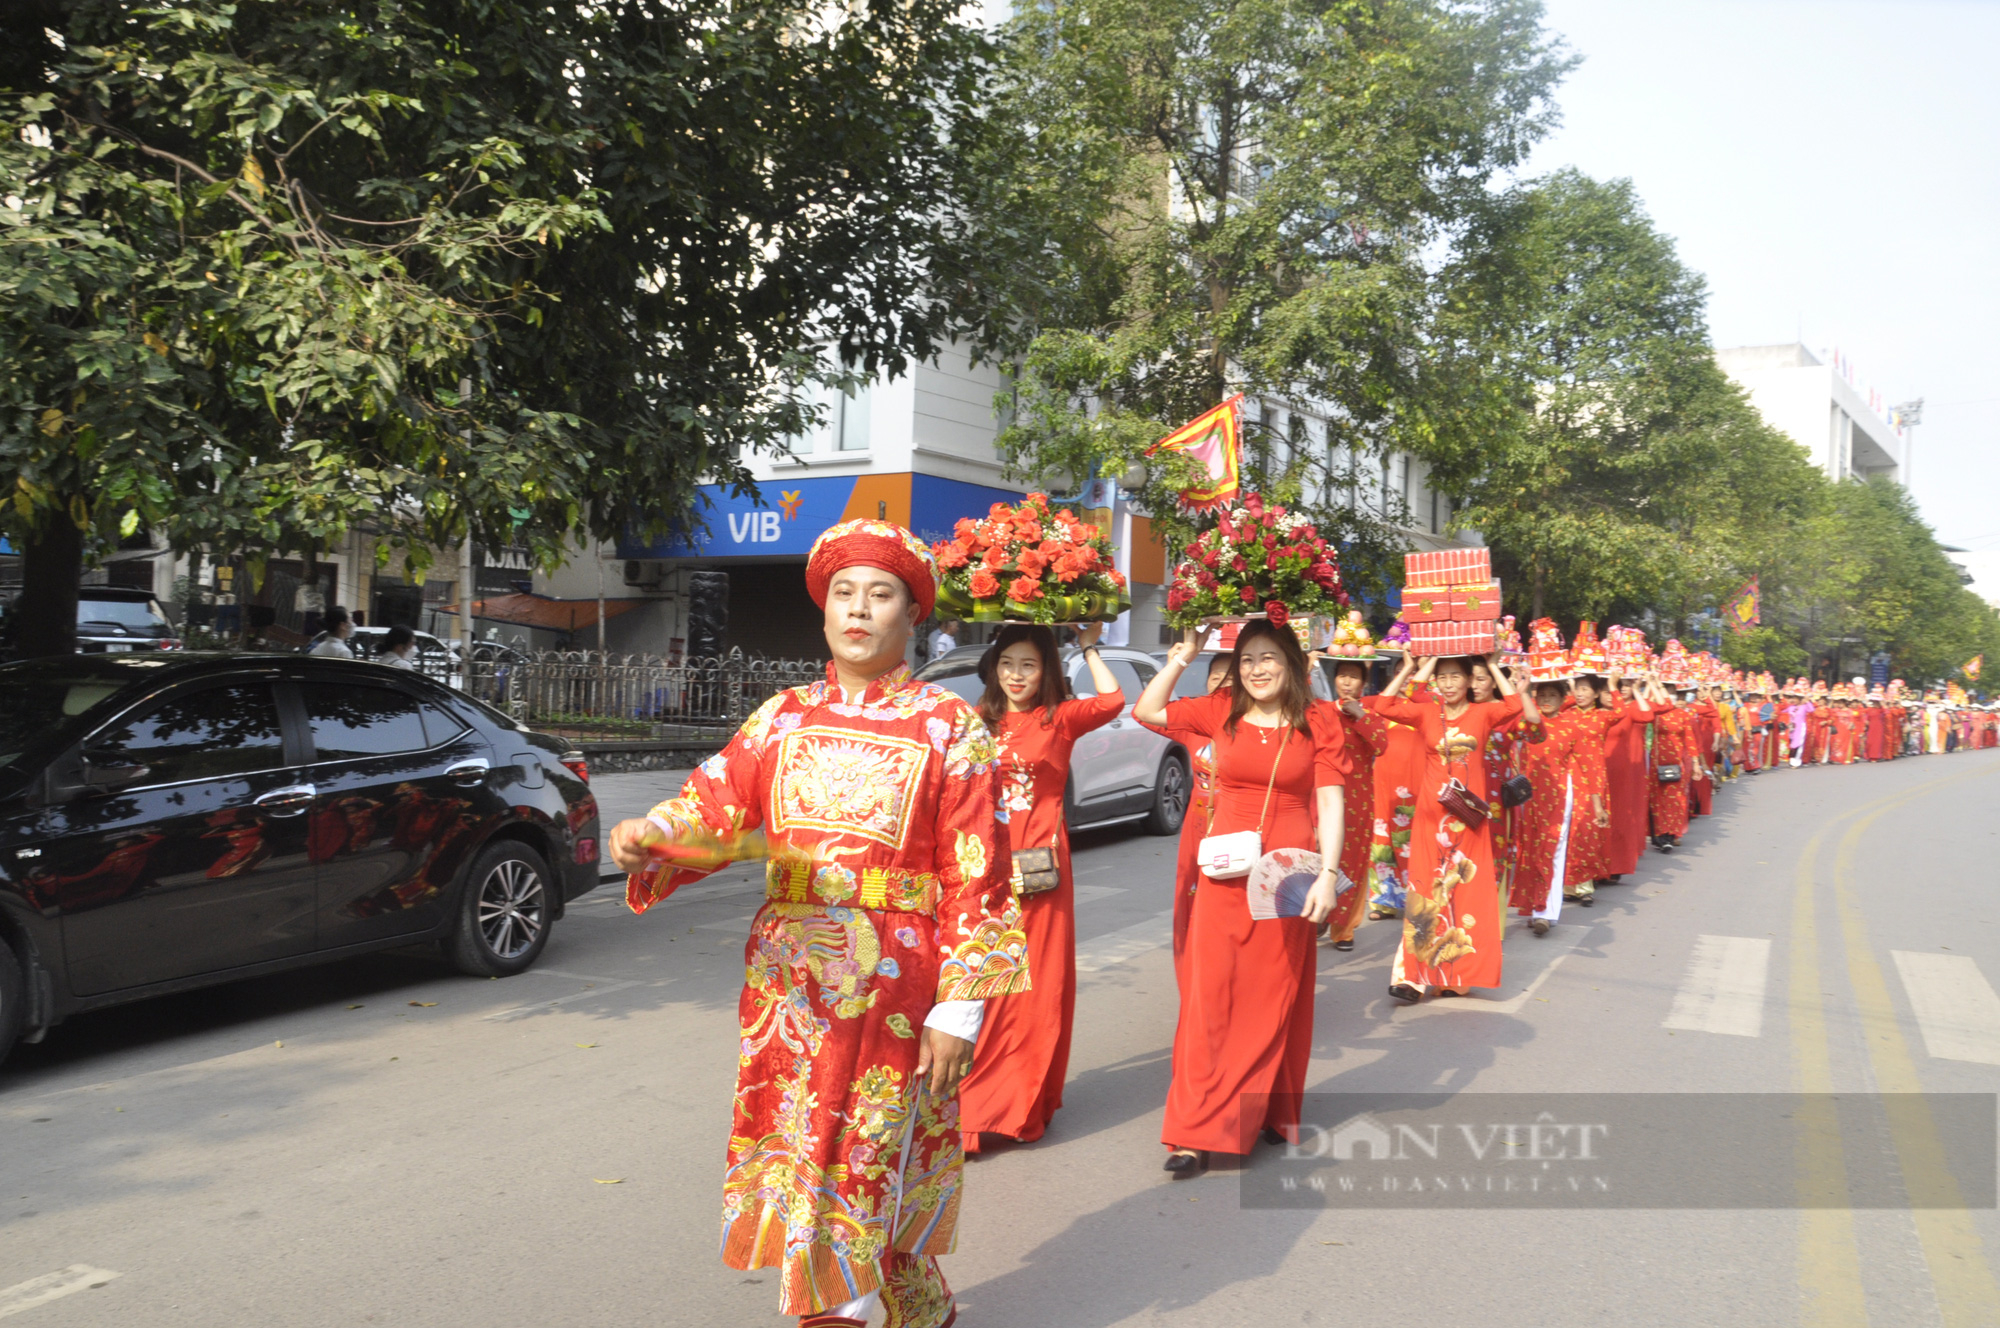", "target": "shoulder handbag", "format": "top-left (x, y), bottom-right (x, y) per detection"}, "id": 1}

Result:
top-left (1011, 841), bottom-right (1061, 895)
top-left (1198, 726), bottom-right (1290, 880)
top-left (1436, 776), bottom-right (1489, 831)
top-left (1499, 773), bottom-right (1533, 809)
top-left (1655, 763), bottom-right (1683, 785)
